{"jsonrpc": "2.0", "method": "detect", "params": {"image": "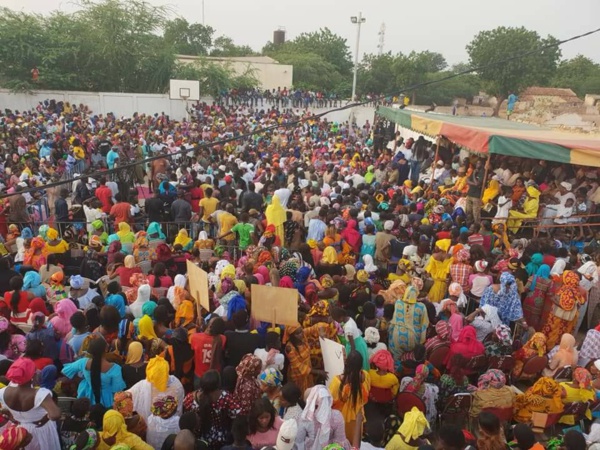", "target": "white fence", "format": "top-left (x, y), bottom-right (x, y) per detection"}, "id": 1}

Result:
top-left (0, 89), bottom-right (215, 120)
